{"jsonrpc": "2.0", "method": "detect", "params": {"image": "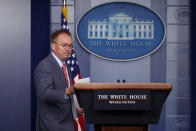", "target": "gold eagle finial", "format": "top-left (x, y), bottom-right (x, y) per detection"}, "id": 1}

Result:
top-left (63, 0), bottom-right (66, 6)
